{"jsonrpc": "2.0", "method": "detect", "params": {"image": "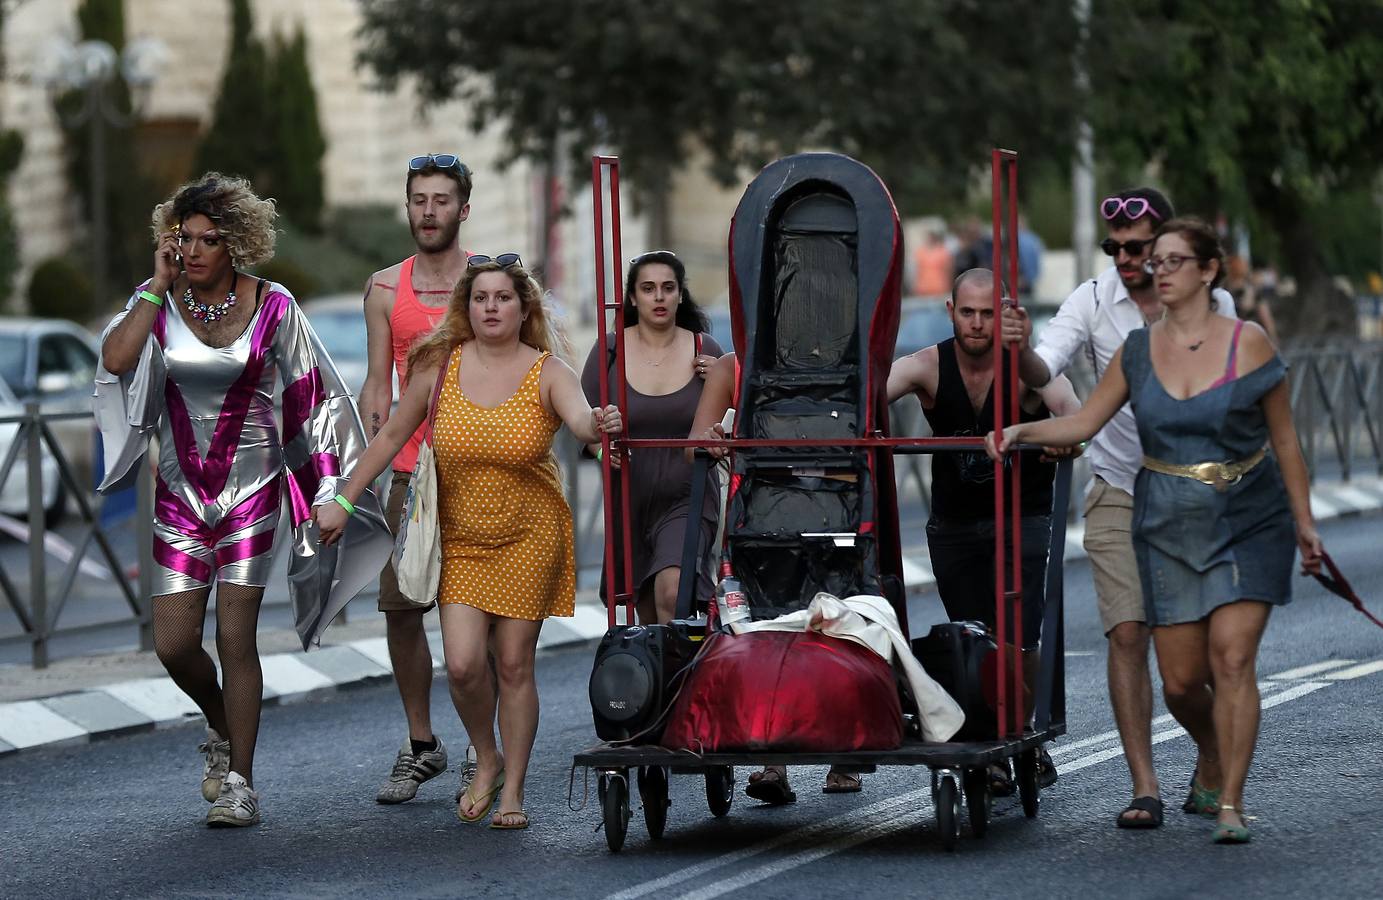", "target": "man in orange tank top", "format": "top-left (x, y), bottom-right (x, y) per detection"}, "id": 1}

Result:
top-left (361, 154), bottom-right (472, 804)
